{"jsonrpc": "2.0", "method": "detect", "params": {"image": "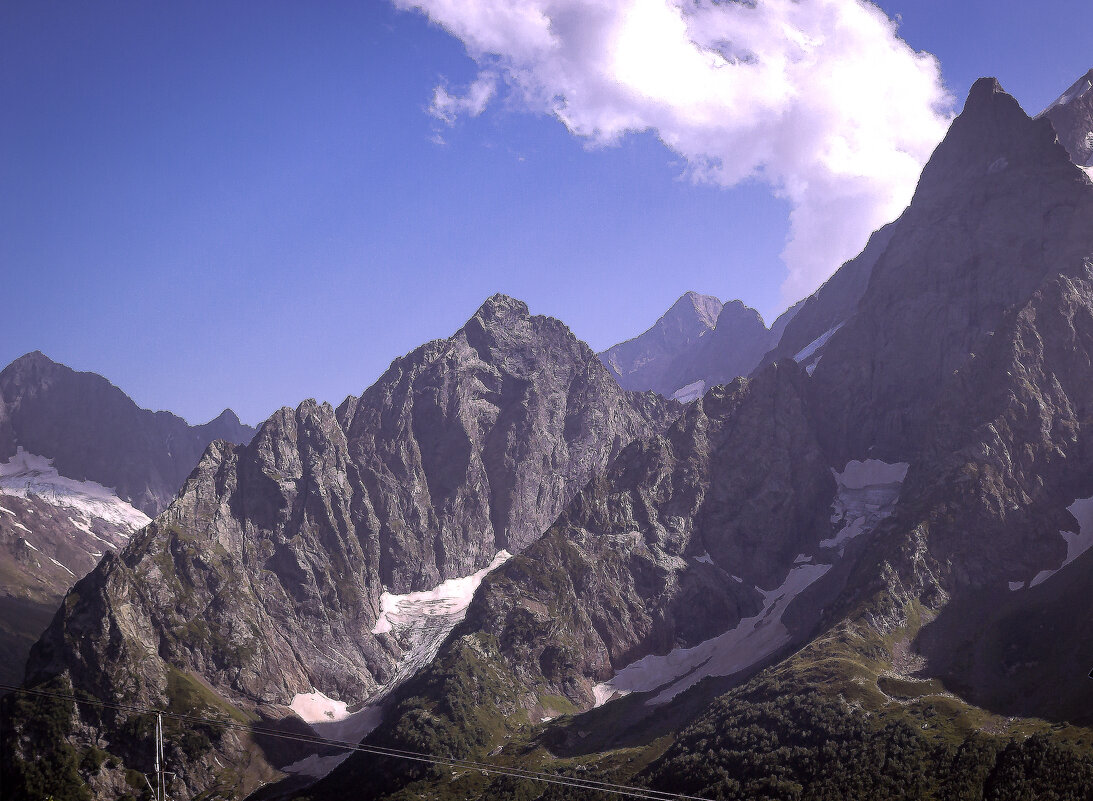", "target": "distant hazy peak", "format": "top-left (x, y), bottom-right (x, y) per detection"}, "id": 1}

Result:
top-left (672, 291), bottom-right (724, 331)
